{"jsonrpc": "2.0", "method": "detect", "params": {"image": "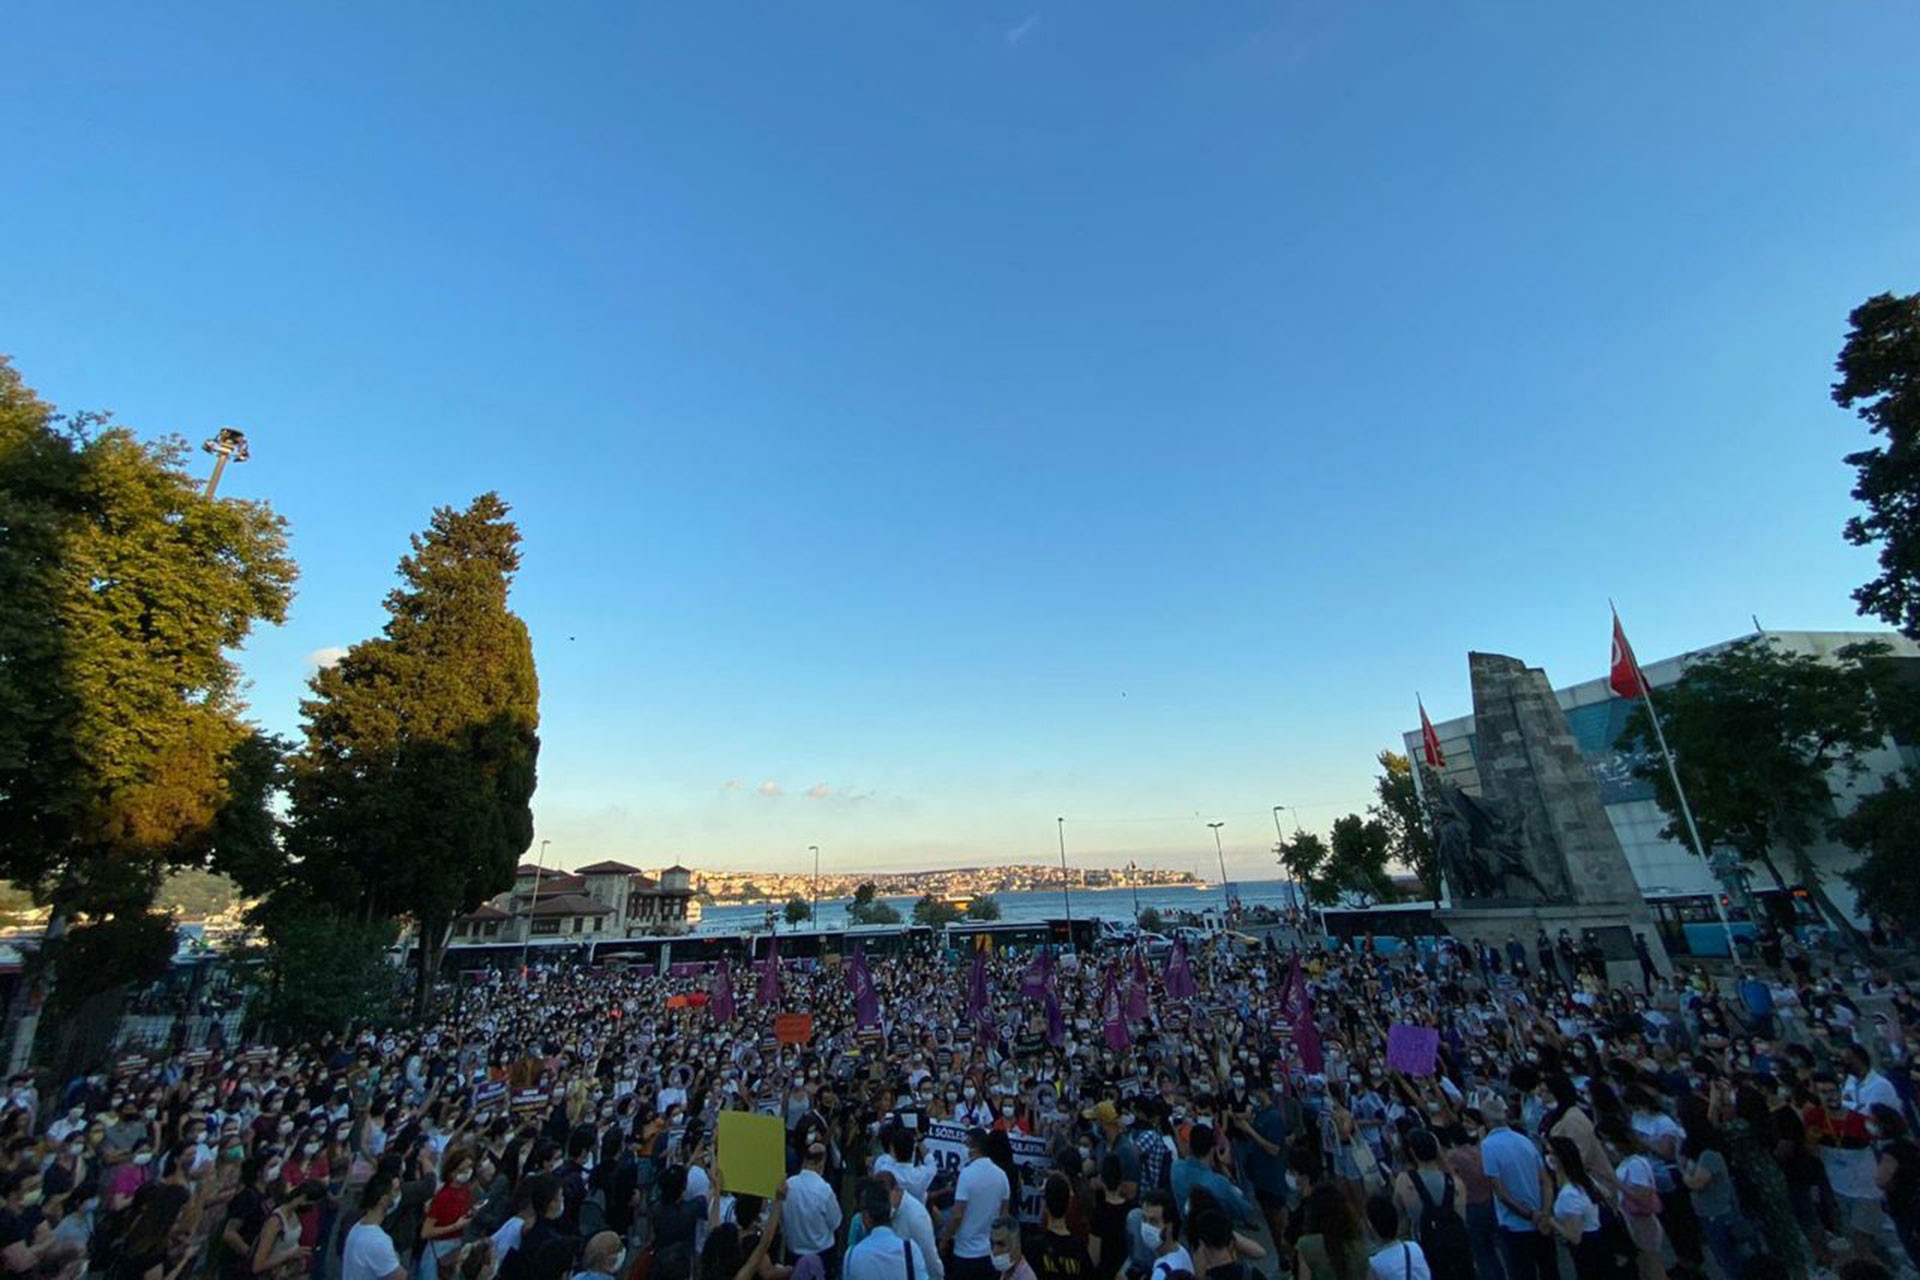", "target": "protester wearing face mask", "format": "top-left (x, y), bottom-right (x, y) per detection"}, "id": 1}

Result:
top-left (342, 1170), bottom-right (406, 1280)
top-left (988, 1215), bottom-right (1036, 1280)
top-left (420, 1147), bottom-right (478, 1279)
